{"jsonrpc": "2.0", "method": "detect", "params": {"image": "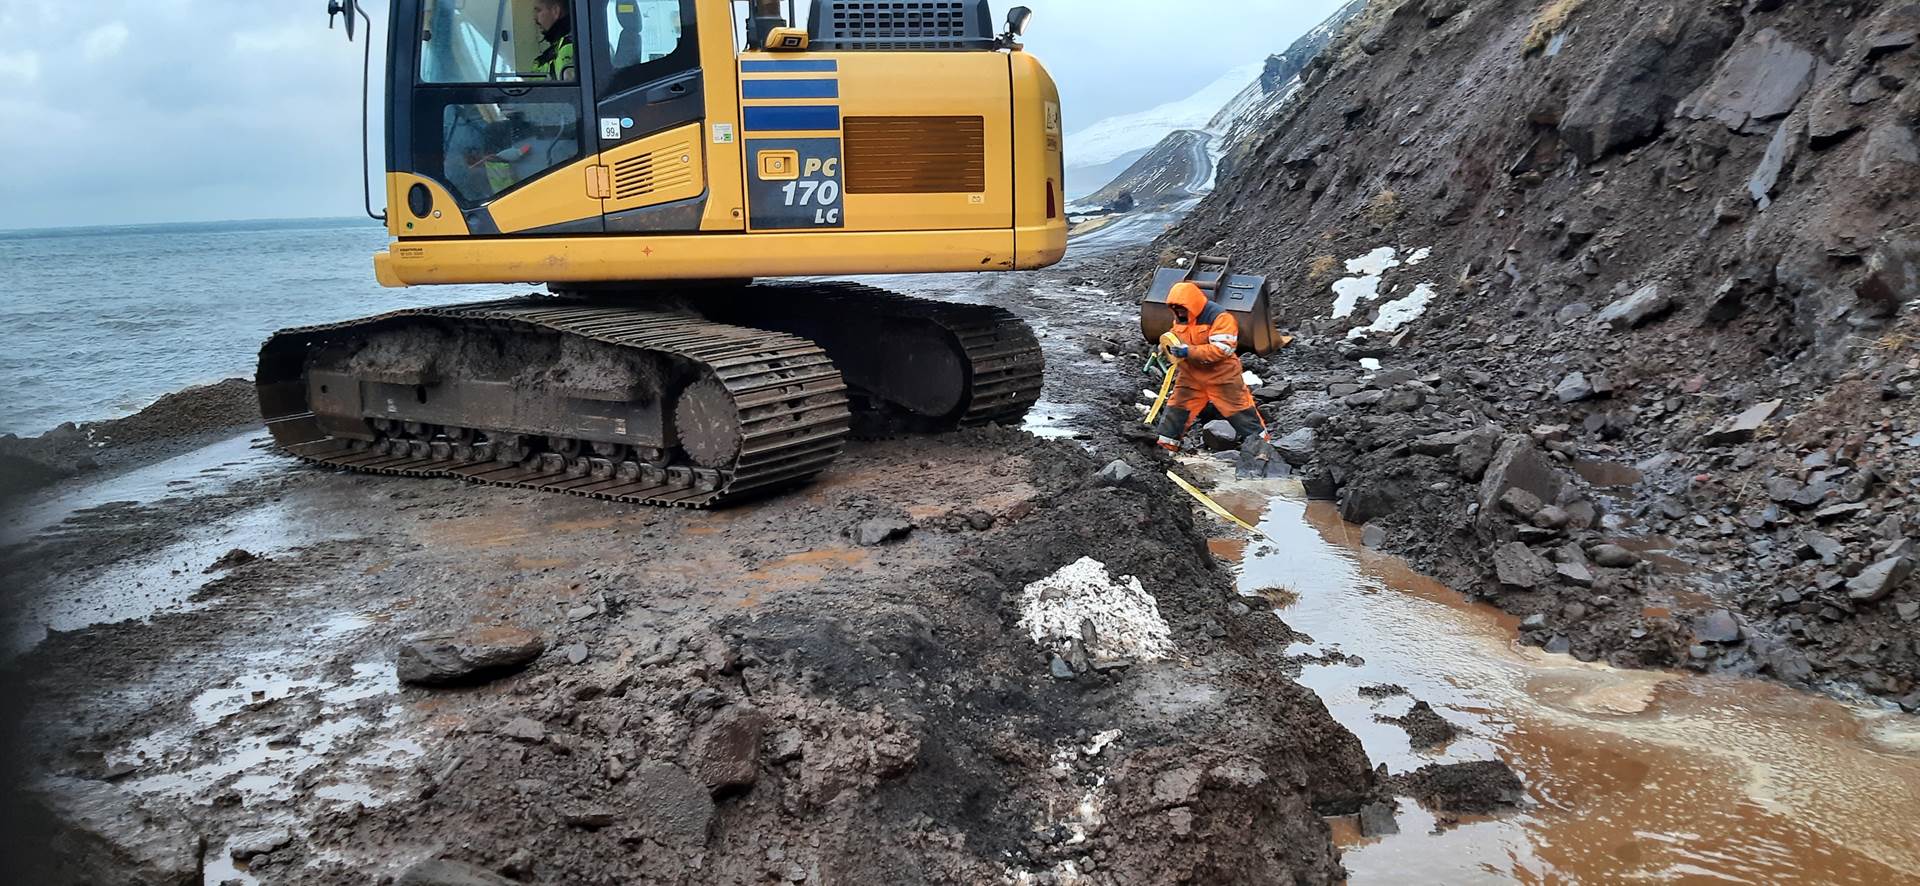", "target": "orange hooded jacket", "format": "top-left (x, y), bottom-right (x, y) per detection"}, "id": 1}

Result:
top-left (1167, 282), bottom-right (1252, 396)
